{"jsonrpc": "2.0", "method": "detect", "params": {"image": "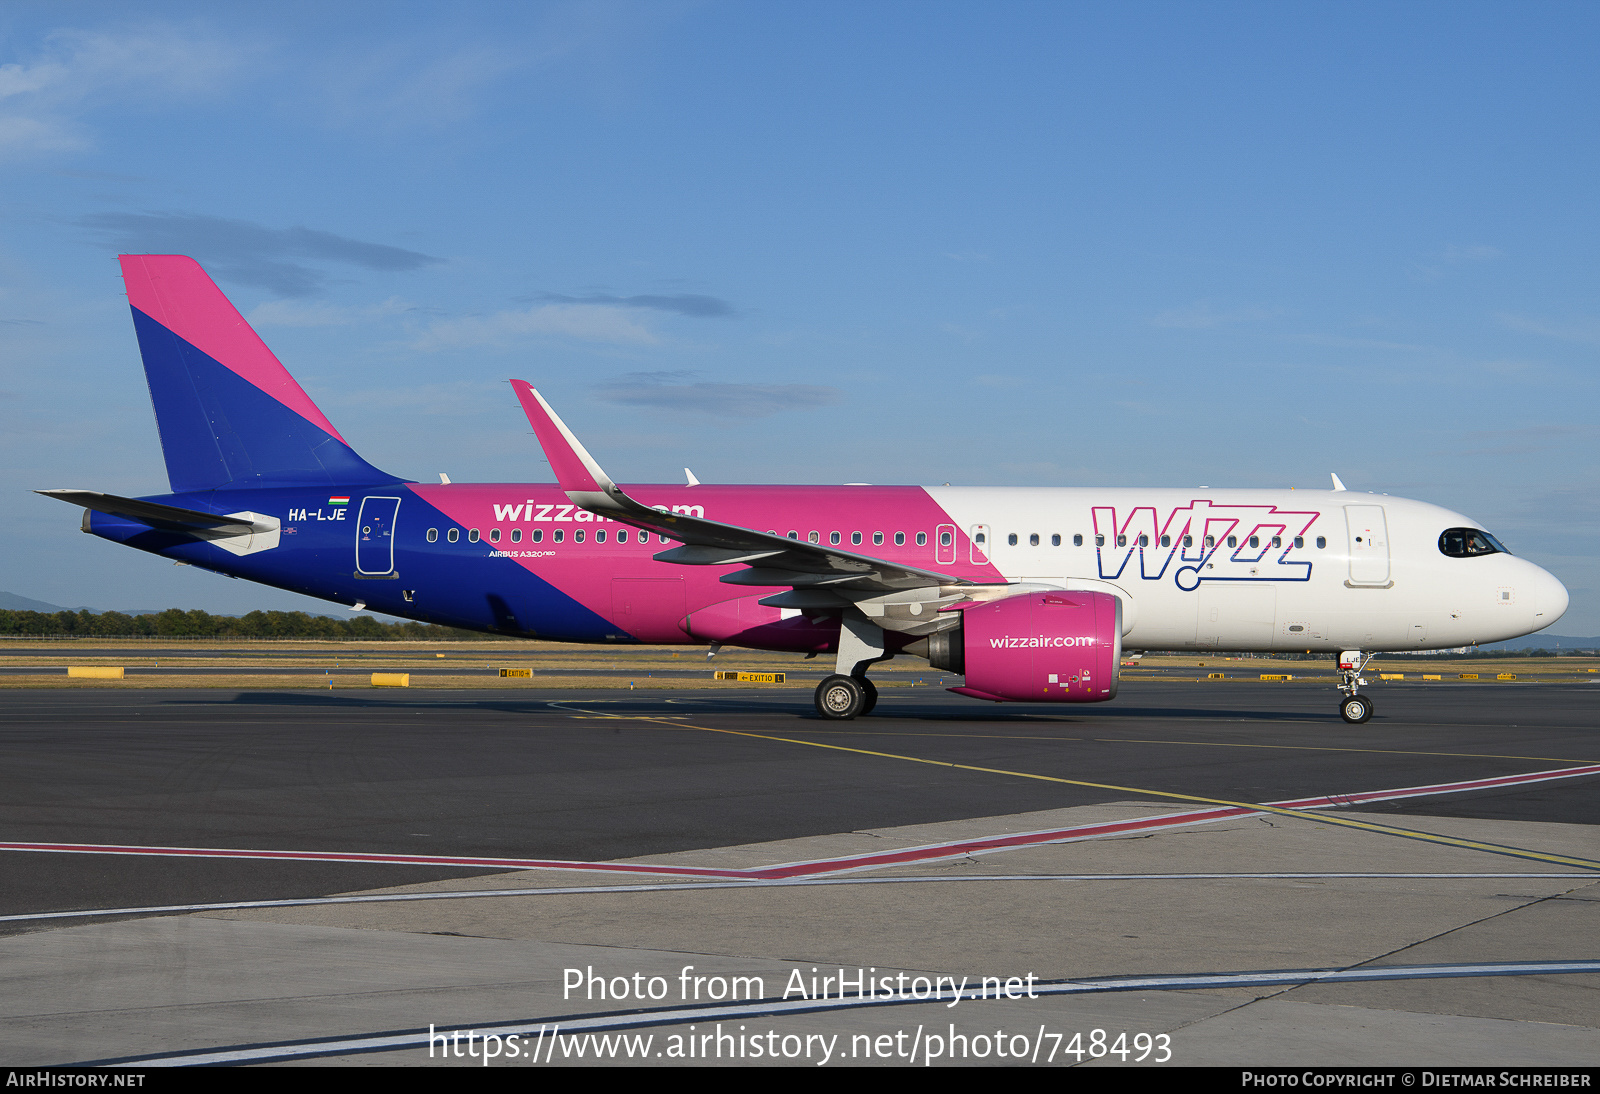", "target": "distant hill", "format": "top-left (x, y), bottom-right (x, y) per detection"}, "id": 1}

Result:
top-left (1476, 634), bottom-right (1600, 652)
top-left (0, 592), bottom-right (71, 612)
